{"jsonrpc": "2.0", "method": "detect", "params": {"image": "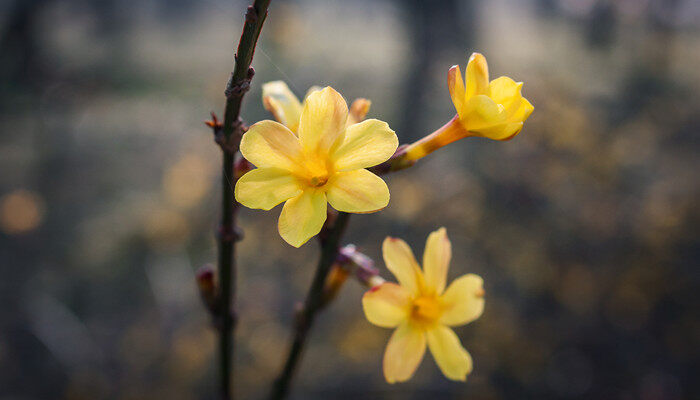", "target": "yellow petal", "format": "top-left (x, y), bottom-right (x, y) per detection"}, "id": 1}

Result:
top-left (506, 97), bottom-right (534, 124)
top-left (298, 87), bottom-right (348, 156)
top-left (262, 81), bottom-right (303, 133)
top-left (465, 53), bottom-right (489, 98)
top-left (234, 168), bottom-right (302, 210)
top-left (304, 85), bottom-right (323, 101)
top-left (330, 119), bottom-right (398, 171)
top-left (326, 169), bottom-right (389, 213)
top-left (488, 76), bottom-right (522, 112)
top-left (278, 189), bottom-right (327, 247)
top-left (348, 98), bottom-right (372, 125)
top-left (382, 237), bottom-right (423, 295)
top-left (239, 120), bottom-right (303, 173)
top-left (426, 325), bottom-right (472, 381)
top-left (475, 122), bottom-right (523, 141)
top-left (362, 282), bottom-right (411, 328)
top-left (439, 274), bottom-right (485, 326)
top-left (448, 65), bottom-right (466, 118)
top-left (423, 227), bottom-right (451, 295)
top-left (383, 323), bottom-right (426, 383)
top-left (501, 122), bottom-right (524, 140)
top-left (461, 95), bottom-right (507, 132)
